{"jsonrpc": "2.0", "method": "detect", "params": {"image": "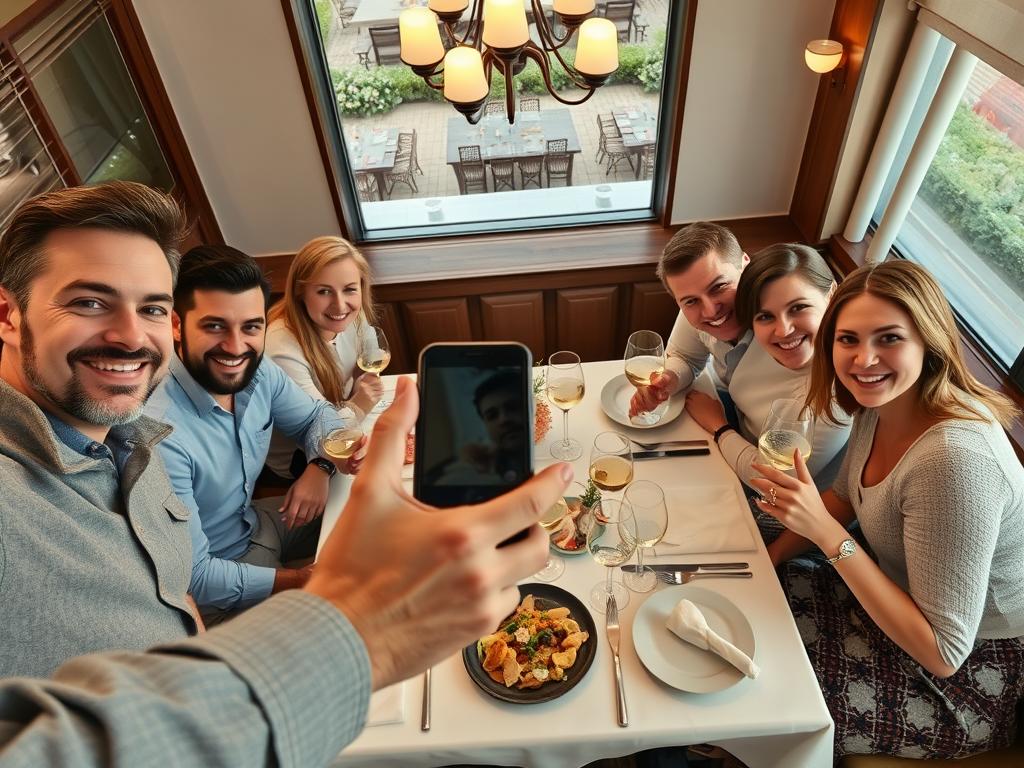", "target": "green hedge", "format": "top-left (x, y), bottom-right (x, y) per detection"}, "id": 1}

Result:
top-left (919, 104), bottom-right (1024, 294)
top-left (331, 39), bottom-right (666, 117)
top-left (314, 0), bottom-right (332, 41)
